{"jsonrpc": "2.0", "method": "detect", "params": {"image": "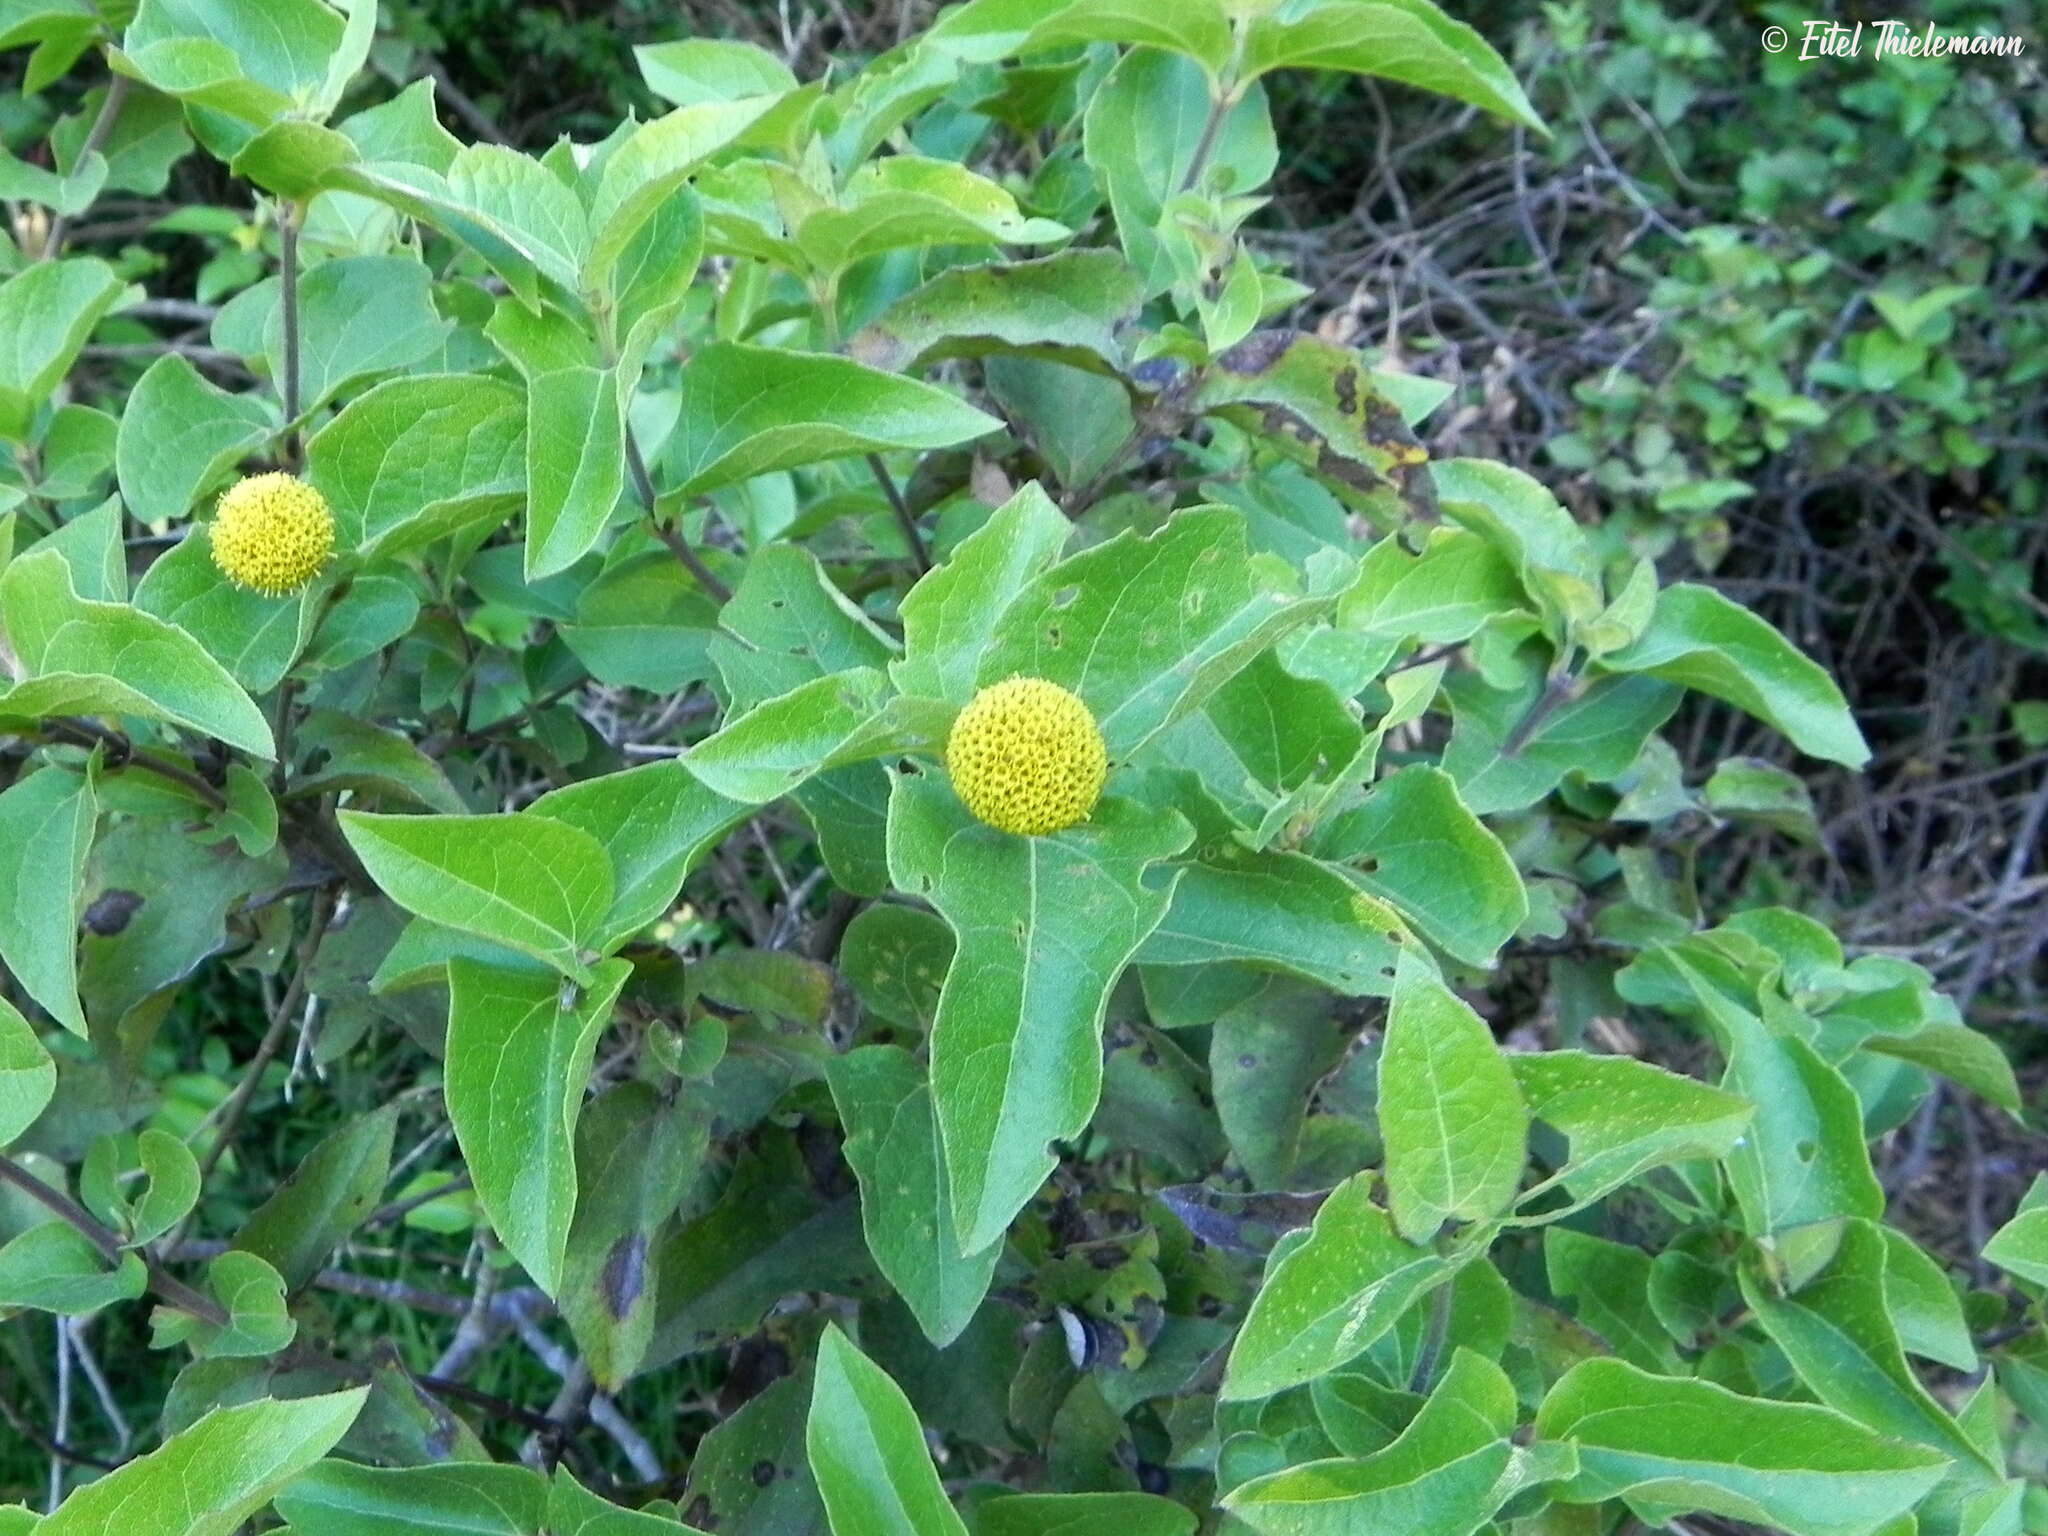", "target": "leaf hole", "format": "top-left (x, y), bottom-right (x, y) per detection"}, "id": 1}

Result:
top-left (1051, 585), bottom-right (1081, 610)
